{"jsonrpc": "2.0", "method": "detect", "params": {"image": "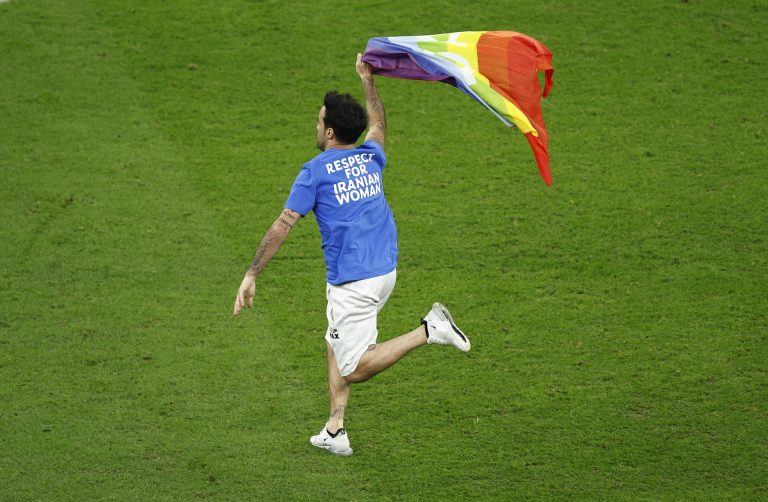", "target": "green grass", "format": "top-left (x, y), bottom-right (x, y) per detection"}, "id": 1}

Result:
top-left (1, 0), bottom-right (766, 499)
